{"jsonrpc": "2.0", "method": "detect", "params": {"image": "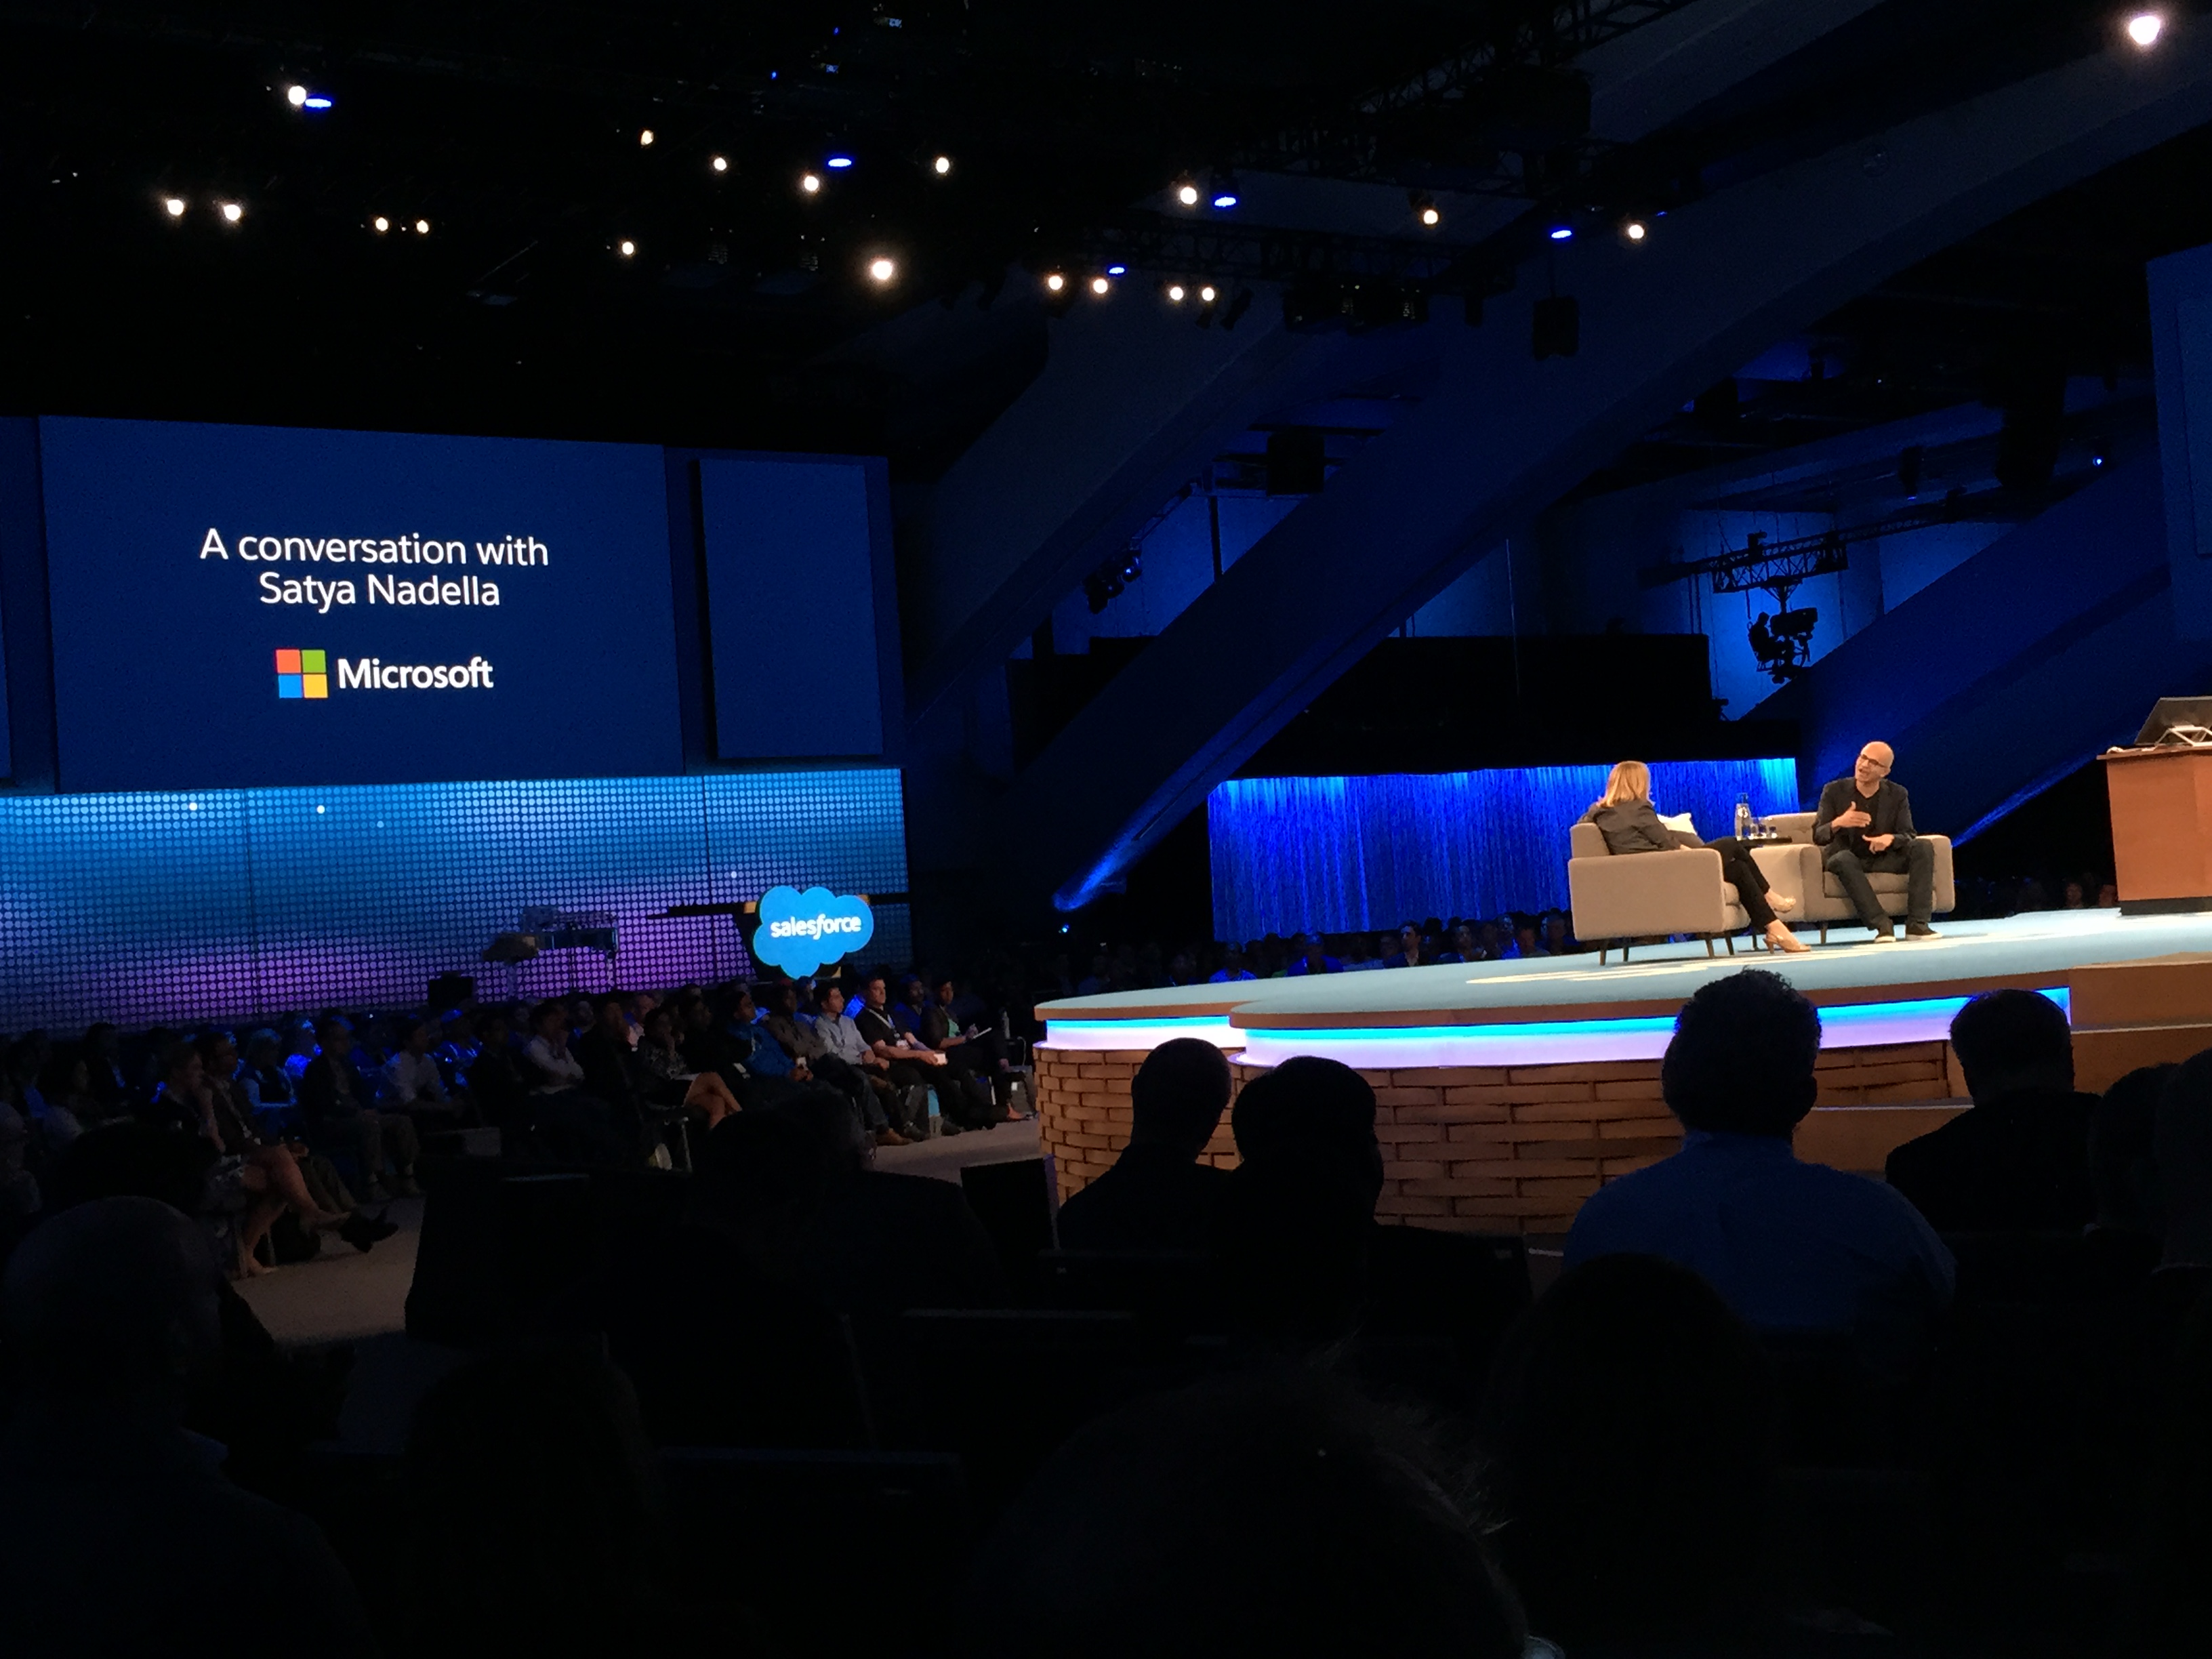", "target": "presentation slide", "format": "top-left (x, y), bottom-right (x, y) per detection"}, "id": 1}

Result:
top-left (699, 455), bottom-right (884, 759)
top-left (39, 417), bottom-right (682, 791)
